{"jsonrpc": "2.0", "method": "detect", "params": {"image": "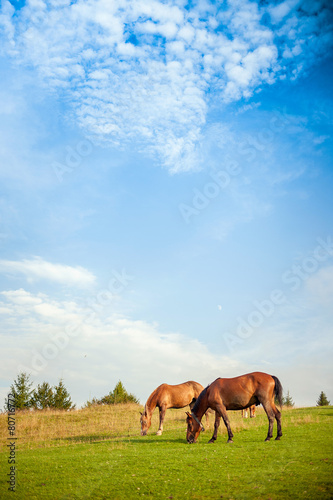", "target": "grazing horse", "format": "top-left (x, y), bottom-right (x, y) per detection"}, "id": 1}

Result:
top-left (140, 381), bottom-right (207, 436)
top-left (241, 404), bottom-right (256, 418)
top-left (186, 372), bottom-right (282, 444)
